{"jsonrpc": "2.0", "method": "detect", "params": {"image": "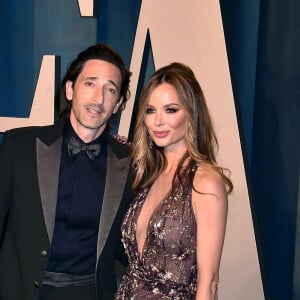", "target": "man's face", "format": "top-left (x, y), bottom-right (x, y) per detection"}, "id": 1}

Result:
top-left (66, 59), bottom-right (123, 141)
